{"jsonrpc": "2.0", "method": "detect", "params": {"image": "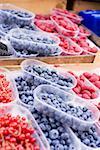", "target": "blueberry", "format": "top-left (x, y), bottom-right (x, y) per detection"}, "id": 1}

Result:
top-left (25, 65), bottom-right (74, 89)
top-left (72, 125), bottom-right (100, 148)
top-left (28, 101), bottom-right (34, 105)
top-left (39, 123), bottom-right (46, 131)
top-left (49, 129), bottom-right (59, 139)
top-left (55, 144), bottom-right (64, 150)
top-left (61, 133), bottom-right (69, 140)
